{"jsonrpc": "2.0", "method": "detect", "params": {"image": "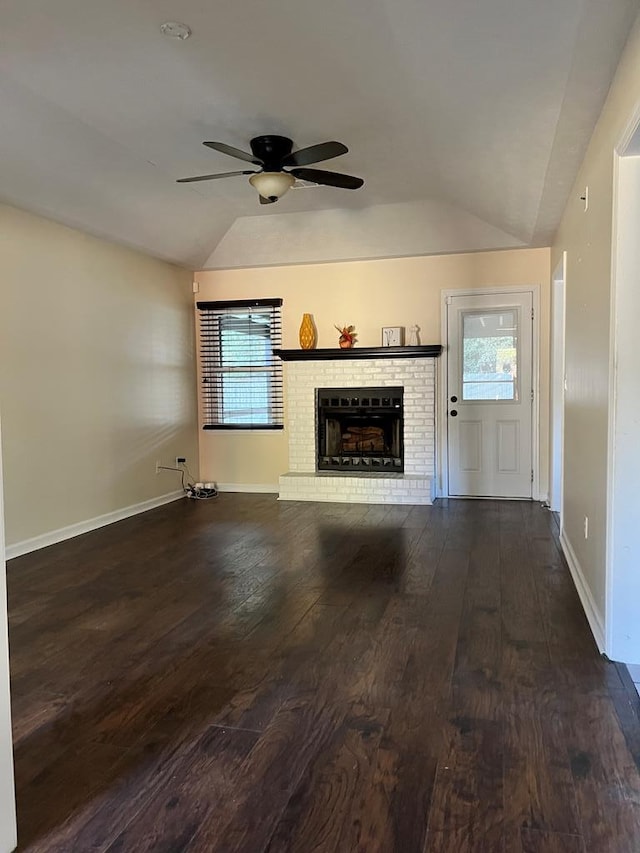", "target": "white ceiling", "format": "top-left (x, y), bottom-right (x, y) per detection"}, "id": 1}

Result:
top-left (1, 0), bottom-right (638, 269)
